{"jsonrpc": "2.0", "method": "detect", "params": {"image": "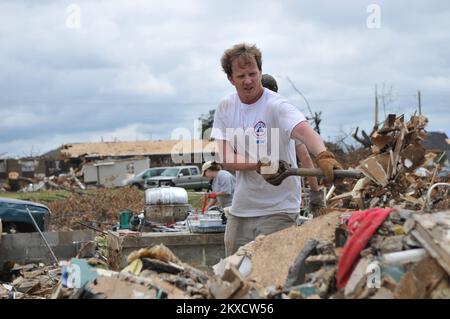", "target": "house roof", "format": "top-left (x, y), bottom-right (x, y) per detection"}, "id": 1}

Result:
top-left (53, 140), bottom-right (218, 159)
top-left (421, 132), bottom-right (450, 151)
